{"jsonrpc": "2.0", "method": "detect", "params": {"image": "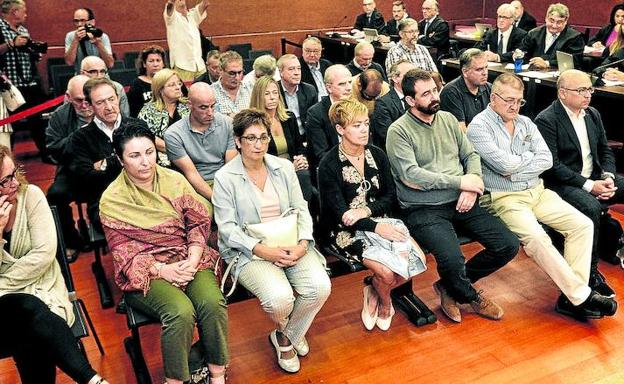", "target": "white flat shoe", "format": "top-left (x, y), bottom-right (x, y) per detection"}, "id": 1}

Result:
top-left (293, 337), bottom-right (309, 357)
top-left (269, 330), bottom-right (300, 373)
top-left (361, 285), bottom-right (378, 330)
top-left (376, 304), bottom-right (395, 331)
